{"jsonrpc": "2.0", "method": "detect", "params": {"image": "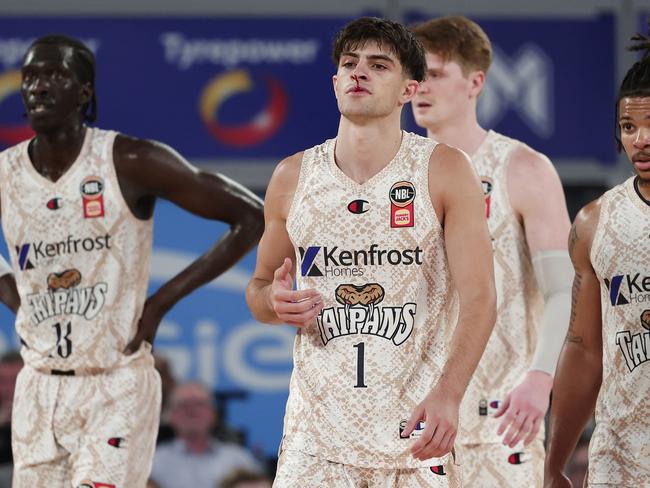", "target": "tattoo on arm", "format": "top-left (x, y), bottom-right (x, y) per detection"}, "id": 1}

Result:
top-left (568, 222), bottom-right (578, 254)
top-left (566, 272), bottom-right (584, 343)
